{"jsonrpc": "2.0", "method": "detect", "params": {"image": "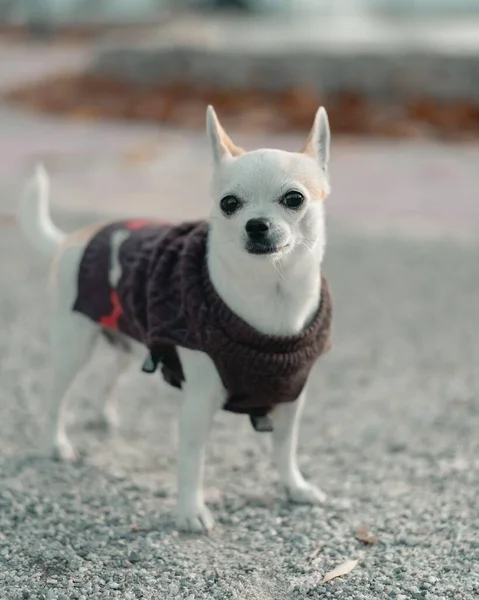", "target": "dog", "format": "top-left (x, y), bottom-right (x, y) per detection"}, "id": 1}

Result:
top-left (19, 105), bottom-right (332, 533)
